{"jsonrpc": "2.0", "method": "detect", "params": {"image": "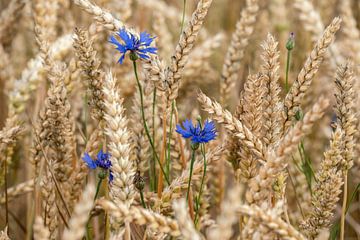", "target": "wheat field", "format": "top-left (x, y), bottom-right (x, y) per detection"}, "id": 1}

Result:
top-left (1, 0), bottom-right (360, 239)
